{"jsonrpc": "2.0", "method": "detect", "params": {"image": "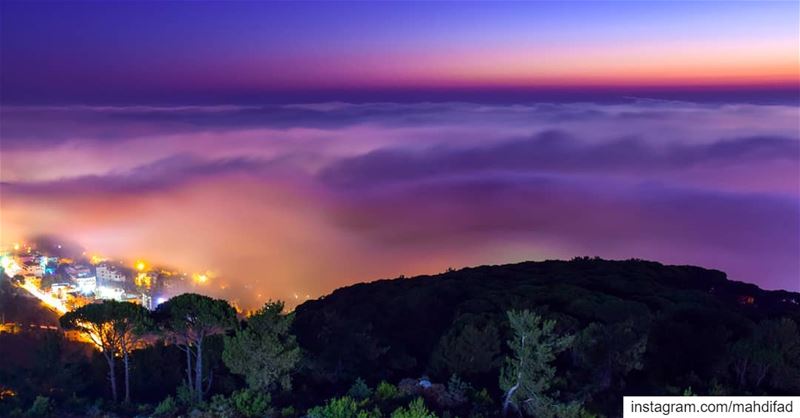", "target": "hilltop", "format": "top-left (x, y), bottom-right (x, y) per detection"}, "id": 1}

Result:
top-left (291, 258), bottom-right (800, 412)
